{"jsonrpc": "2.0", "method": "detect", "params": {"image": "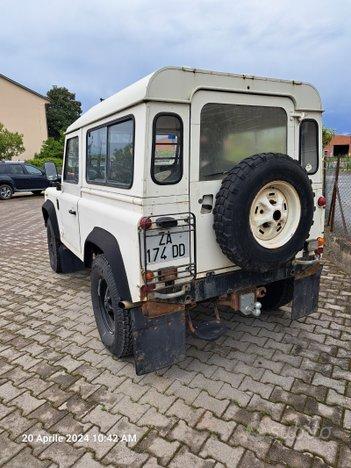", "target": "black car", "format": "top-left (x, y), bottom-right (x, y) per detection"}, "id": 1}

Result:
top-left (0, 161), bottom-right (58, 200)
